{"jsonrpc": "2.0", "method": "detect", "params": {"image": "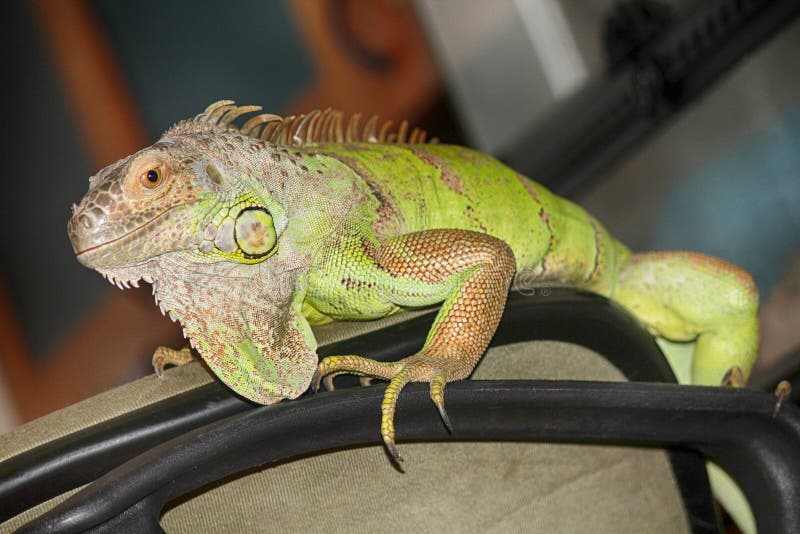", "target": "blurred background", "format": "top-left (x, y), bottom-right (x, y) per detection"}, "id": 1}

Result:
top-left (0, 0), bottom-right (798, 433)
